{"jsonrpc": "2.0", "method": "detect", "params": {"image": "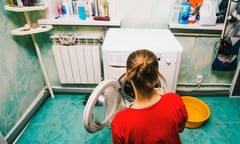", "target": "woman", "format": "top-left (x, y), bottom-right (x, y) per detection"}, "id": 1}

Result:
top-left (111, 49), bottom-right (188, 144)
